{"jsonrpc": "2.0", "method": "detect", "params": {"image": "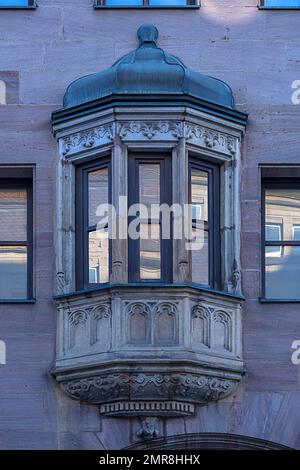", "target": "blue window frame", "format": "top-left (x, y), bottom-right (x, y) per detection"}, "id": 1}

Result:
top-left (260, 0), bottom-right (300, 8)
top-left (95, 0), bottom-right (199, 8)
top-left (0, 0), bottom-right (36, 8)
